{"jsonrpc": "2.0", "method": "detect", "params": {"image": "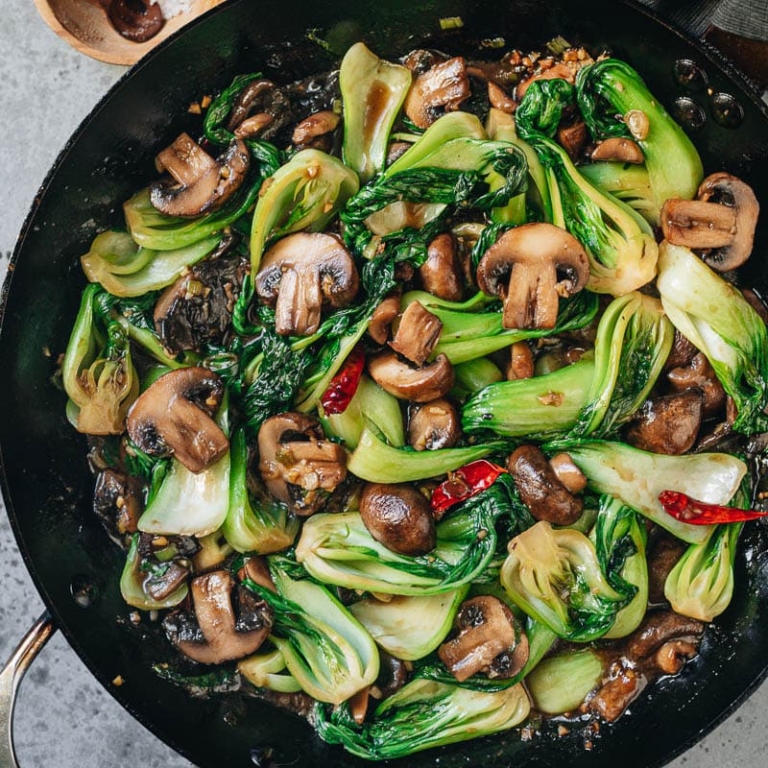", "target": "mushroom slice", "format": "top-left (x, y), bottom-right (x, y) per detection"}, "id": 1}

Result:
top-left (476, 223), bottom-right (589, 330)
top-left (408, 398), bottom-right (460, 451)
top-left (625, 390), bottom-right (704, 455)
top-left (438, 595), bottom-right (529, 683)
top-left (258, 413), bottom-right (347, 516)
top-left (255, 232), bottom-right (359, 336)
top-left (163, 570), bottom-right (273, 665)
top-left (358, 482), bottom-right (436, 555)
top-left (591, 137), bottom-right (645, 164)
top-left (150, 134), bottom-right (250, 218)
top-left (404, 57), bottom-right (471, 129)
top-left (226, 79), bottom-right (291, 142)
top-left (661, 172), bottom-right (759, 271)
top-left (419, 233), bottom-right (464, 301)
top-left (126, 367), bottom-right (228, 474)
top-left (389, 301), bottom-right (443, 366)
top-left (368, 351), bottom-right (454, 402)
top-left (507, 445), bottom-right (584, 526)
top-left (368, 293), bottom-right (401, 345)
